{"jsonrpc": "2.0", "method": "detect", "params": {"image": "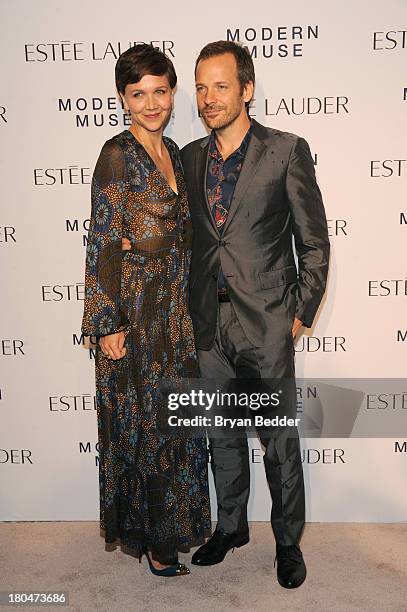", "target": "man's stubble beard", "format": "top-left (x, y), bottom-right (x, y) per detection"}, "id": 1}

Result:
top-left (201, 99), bottom-right (244, 131)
